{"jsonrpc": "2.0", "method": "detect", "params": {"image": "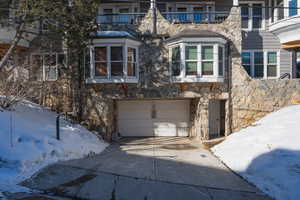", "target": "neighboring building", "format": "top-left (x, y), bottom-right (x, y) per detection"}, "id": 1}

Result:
top-left (2, 0), bottom-right (300, 141)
